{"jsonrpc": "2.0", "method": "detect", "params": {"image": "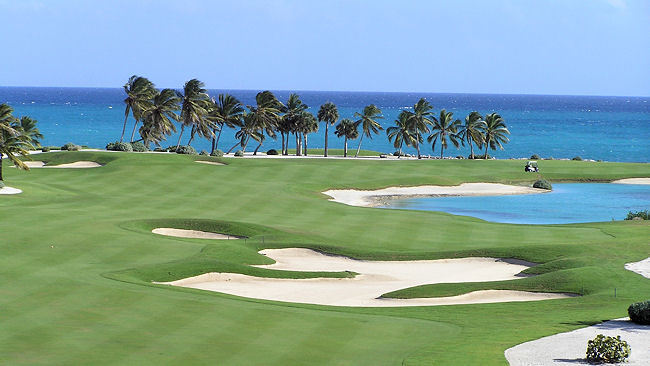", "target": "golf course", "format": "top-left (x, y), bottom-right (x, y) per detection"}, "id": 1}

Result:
top-left (1, 151), bottom-right (649, 365)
